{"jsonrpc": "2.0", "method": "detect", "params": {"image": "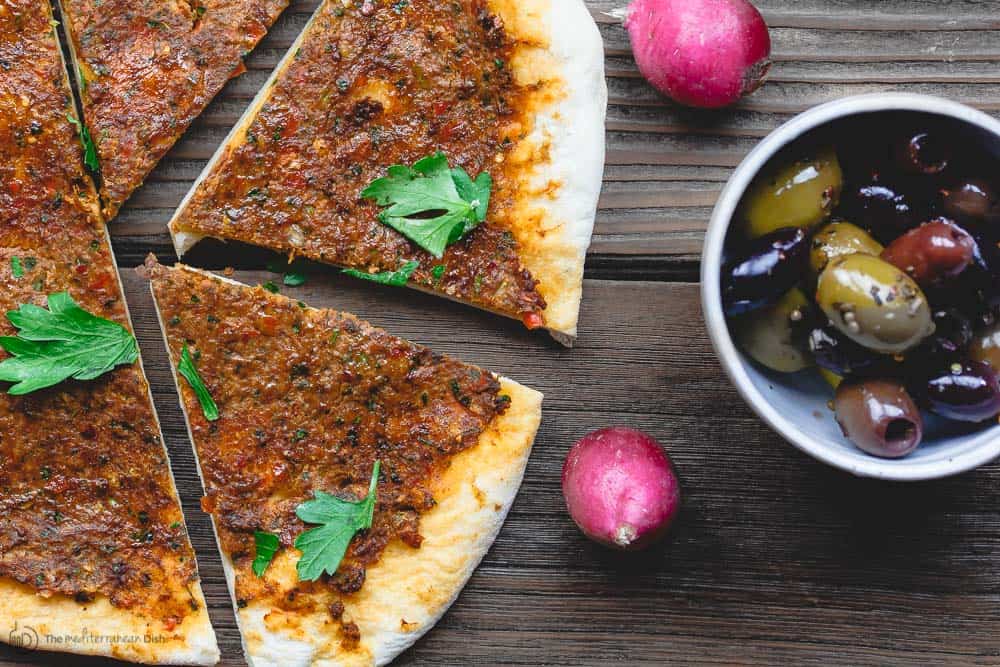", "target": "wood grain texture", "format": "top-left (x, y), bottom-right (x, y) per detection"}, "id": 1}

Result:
top-left (3, 272), bottom-right (1000, 666)
top-left (96, 0), bottom-right (1000, 275)
top-left (4, 1), bottom-right (1000, 666)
